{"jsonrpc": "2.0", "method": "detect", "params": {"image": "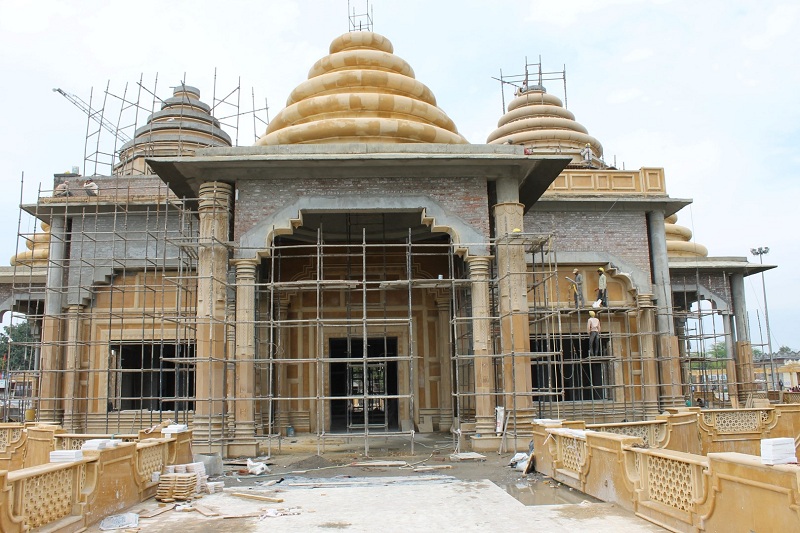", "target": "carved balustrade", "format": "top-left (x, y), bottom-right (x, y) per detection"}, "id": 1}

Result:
top-left (55, 433), bottom-right (138, 451)
top-left (627, 447), bottom-right (709, 531)
top-left (588, 420), bottom-right (665, 447)
top-left (0, 458), bottom-right (93, 533)
top-left (697, 408), bottom-right (777, 454)
top-left (0, 424), bottom-right (26, 471)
